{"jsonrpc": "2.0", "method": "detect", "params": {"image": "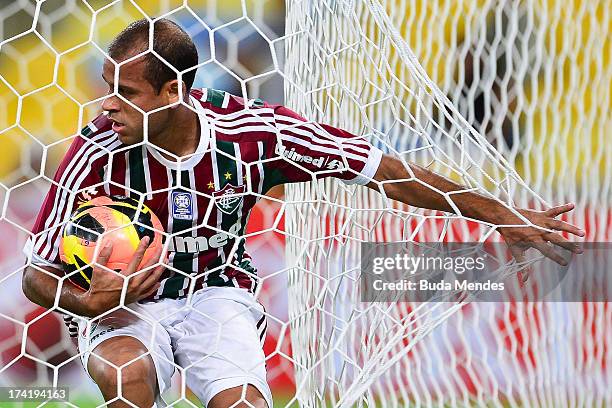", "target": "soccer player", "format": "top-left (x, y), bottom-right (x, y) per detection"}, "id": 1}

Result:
top-left (21, 19), bottom-right (584, 408)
